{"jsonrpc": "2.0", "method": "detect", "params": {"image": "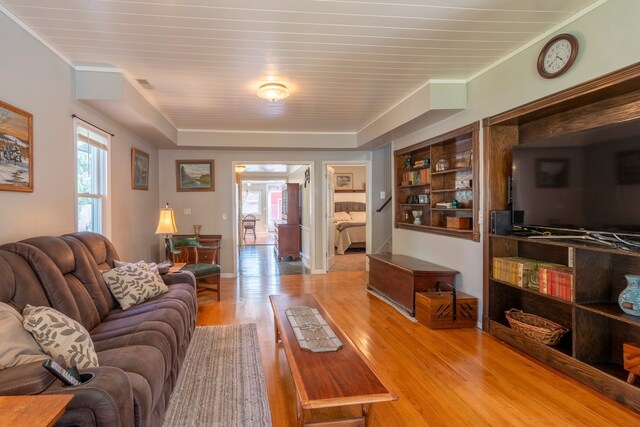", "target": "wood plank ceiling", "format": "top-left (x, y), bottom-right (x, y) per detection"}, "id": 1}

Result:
top-left (1, 0), bottom-right (599, 132)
